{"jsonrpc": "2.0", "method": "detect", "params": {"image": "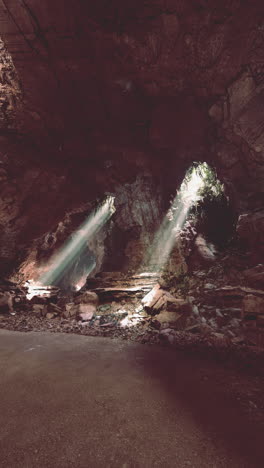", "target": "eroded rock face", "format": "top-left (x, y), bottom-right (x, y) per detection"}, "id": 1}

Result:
top-left (0, 38), bottom-right (21, 129)
top-left (211, 70), bottom-right (264, 212)
top-left (102, 174), bottom-right (163, 272)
